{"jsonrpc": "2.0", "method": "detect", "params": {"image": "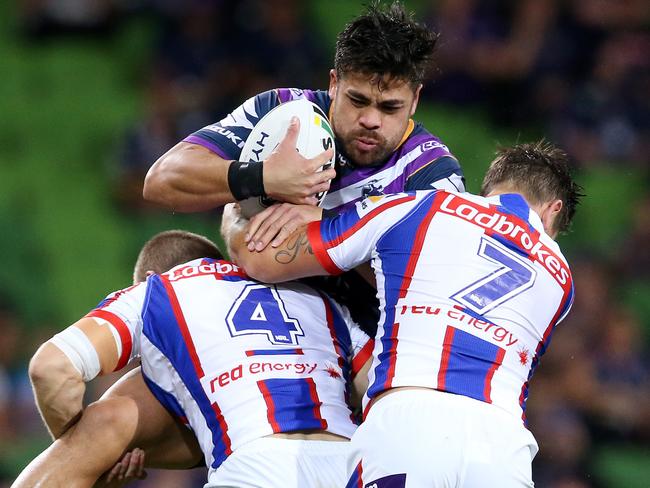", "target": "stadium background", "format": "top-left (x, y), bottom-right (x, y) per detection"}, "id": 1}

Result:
top-left (0, 1), bottom-right (647, 486)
